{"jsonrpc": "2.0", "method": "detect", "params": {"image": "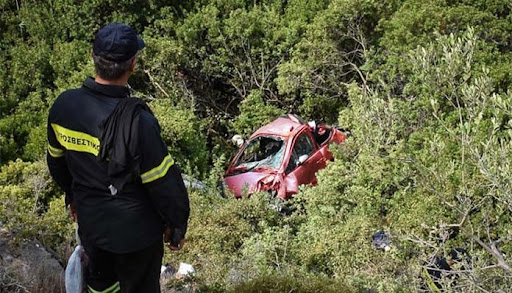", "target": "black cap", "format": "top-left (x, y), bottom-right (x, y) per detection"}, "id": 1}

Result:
top-left (93, 23), bottom-right (145, 62)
